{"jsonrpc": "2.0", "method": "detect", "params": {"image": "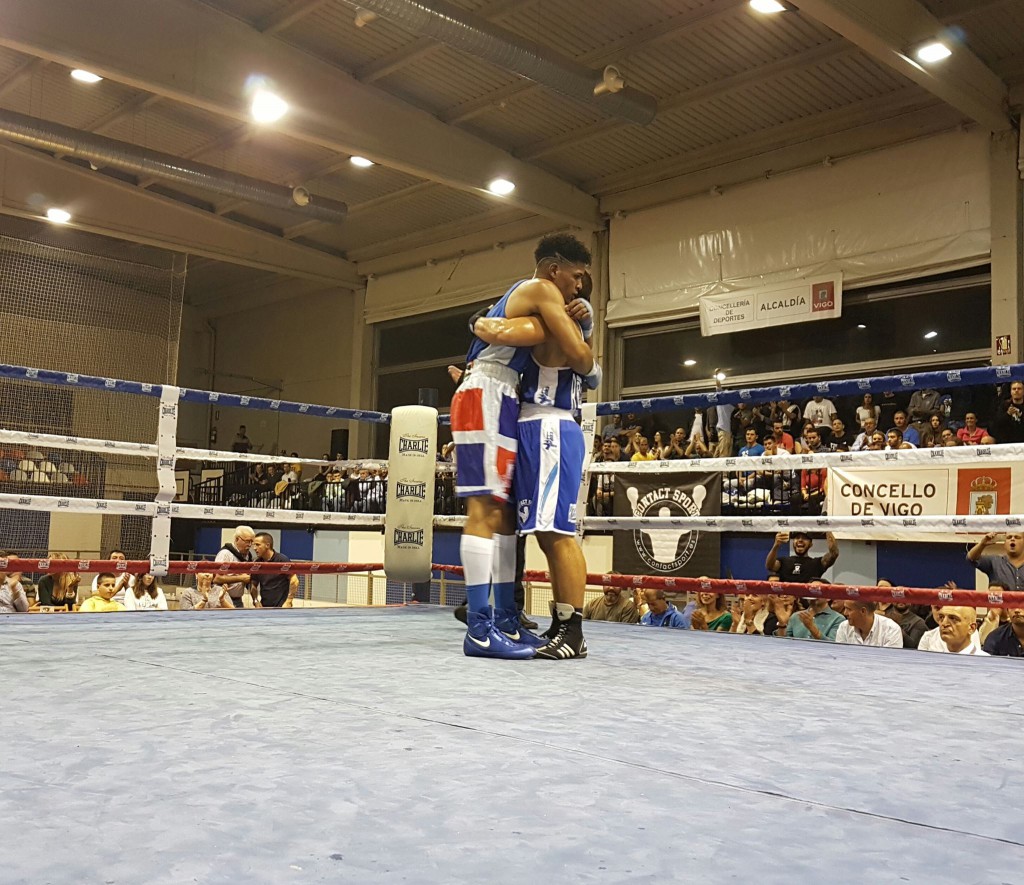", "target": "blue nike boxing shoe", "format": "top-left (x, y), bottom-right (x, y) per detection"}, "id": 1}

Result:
top-left (494, 607), bottom-right (548, 649)
top-left (464, 607), bottom-right (535, 660)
